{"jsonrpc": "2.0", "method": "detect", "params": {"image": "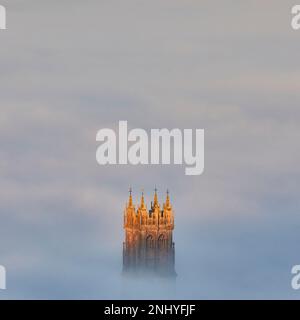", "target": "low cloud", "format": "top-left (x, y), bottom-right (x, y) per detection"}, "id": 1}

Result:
top-left (0, 0), bottom-right (300, 298)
